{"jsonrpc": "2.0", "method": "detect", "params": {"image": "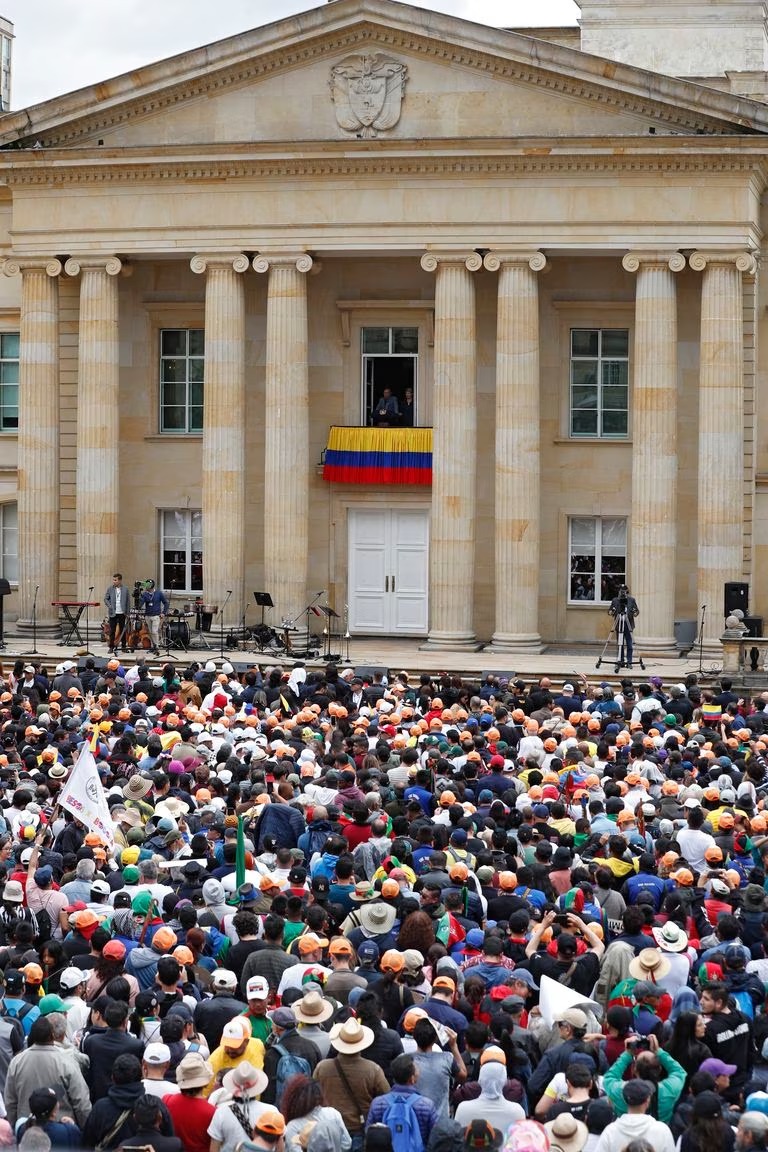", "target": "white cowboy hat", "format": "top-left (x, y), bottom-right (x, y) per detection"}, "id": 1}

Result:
top-left (293, 990), bottom-right (335, 1025)
top-left (329, 1017), bottom-right (374, 1055)
top-left (628, 947), bottom-right (672, 982)
top-left (221, 1060), bottom-right (268, 1099)
top-left (651, 922), bottom-right (689, 953)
